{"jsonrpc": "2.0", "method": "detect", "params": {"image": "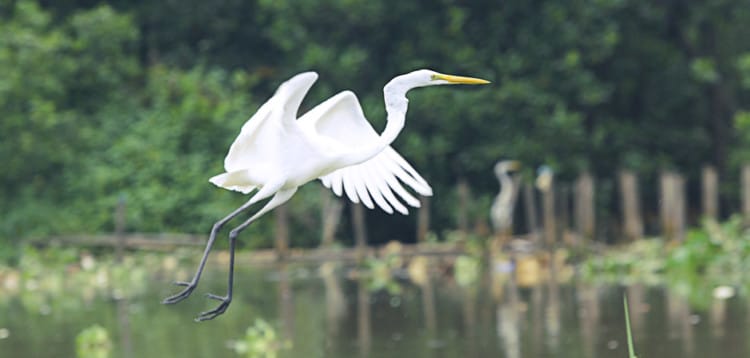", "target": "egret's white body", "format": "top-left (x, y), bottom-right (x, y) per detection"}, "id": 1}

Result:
top-left (164, 69), bottom-right (489, 321)
top-left (209, 71), bottom-right (435, 214)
